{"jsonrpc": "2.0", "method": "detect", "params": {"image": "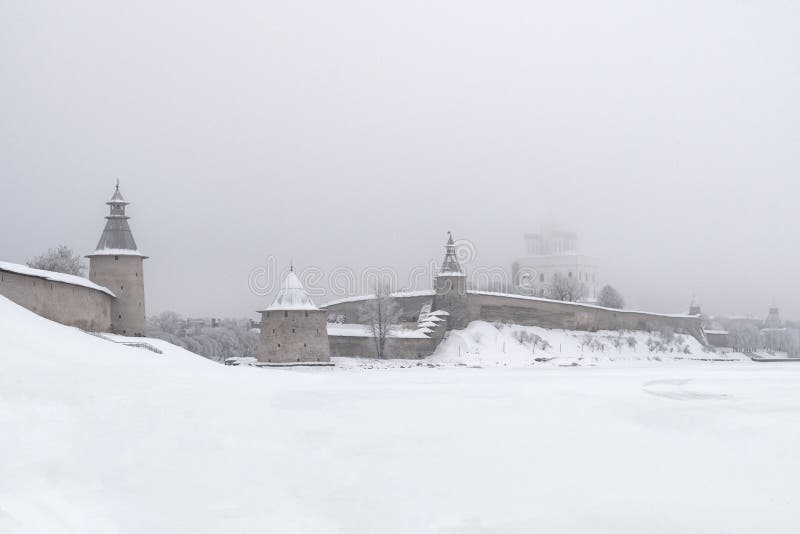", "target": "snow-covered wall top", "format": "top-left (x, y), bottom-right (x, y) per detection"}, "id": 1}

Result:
top-left (321, 290), bottom-right (435, 308)
top-left (467, 290), bottom-right (695, 319)
top-left (0, 260), bottom-right (116, 297)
